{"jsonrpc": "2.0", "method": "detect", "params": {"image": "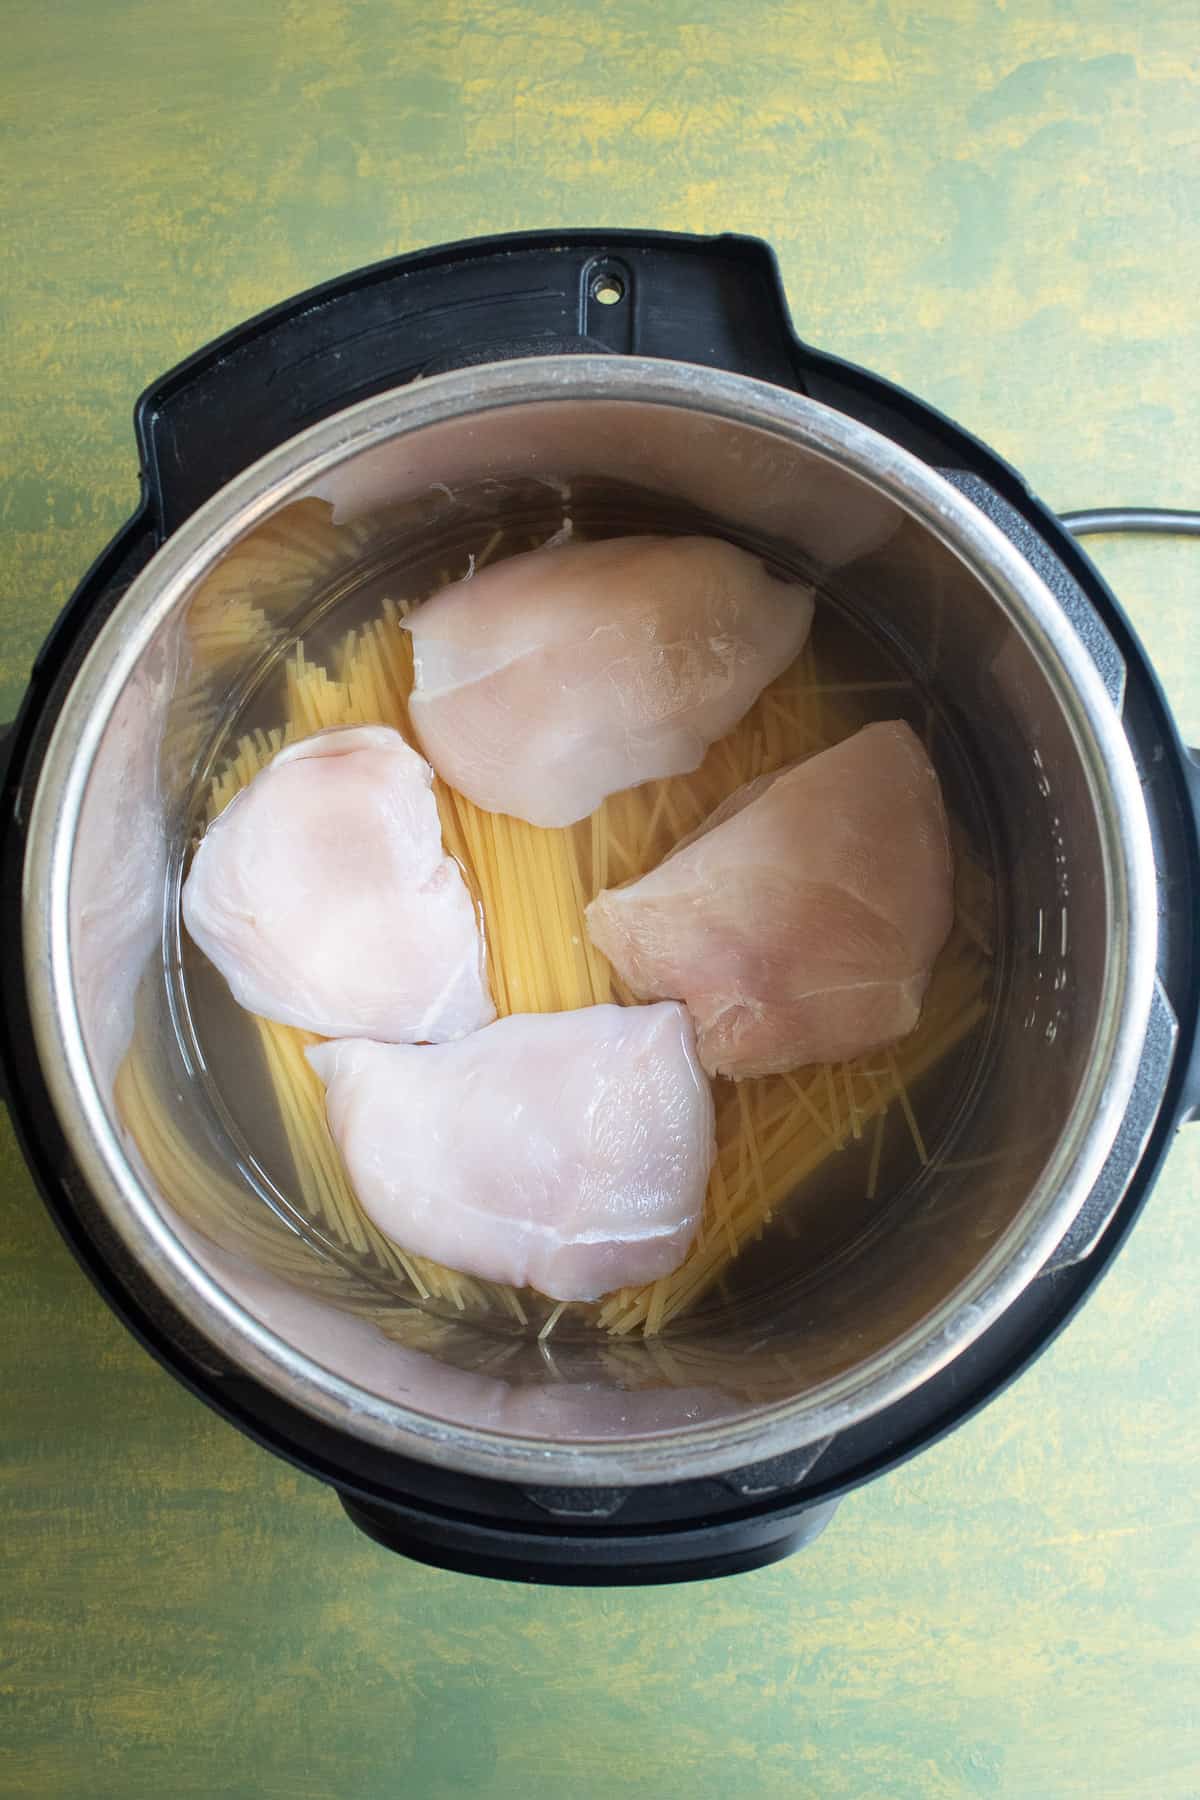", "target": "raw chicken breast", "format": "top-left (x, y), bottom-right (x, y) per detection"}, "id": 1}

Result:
top-left (182, 725), bottom-right (493, 1042)
top-left (586, 721), bottom-right (954, 1078)
top-left (406, 535), bottom-right (814, 827)
top-left (306, 1003), bottom-right (715, 1301)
